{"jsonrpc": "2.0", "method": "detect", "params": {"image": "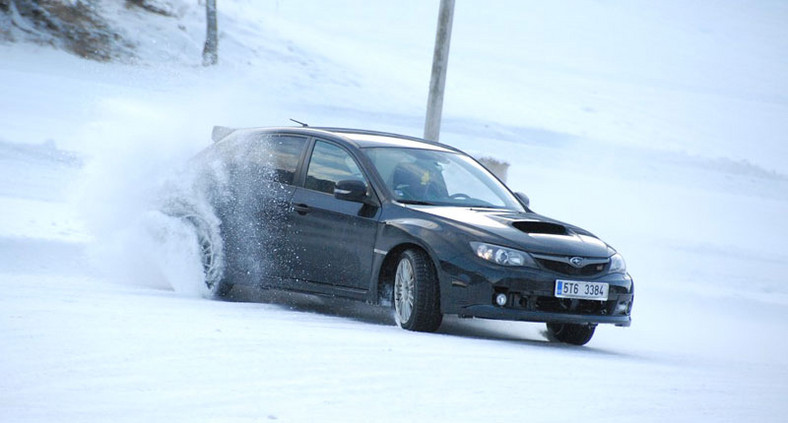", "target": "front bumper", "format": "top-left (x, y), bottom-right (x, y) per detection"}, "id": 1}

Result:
top-left (439, 257), bottom-right (634, 327)
top-left (459, 305), bottom-right (632, 326)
